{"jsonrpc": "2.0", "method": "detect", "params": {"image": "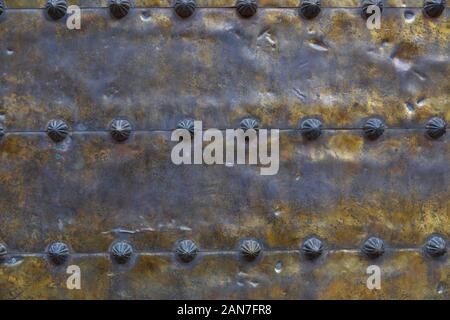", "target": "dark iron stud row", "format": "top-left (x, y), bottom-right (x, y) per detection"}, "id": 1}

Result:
top-left (0, 0), bottom-right (446, 20)
top-left (0, 117), bottom-right (445, 142)
top-left (362, 0), bottom-right (446, 19)
top-left (27, 116), bottom-right (446, 143)
top-left (0, 235), bottom-right (446, 266)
